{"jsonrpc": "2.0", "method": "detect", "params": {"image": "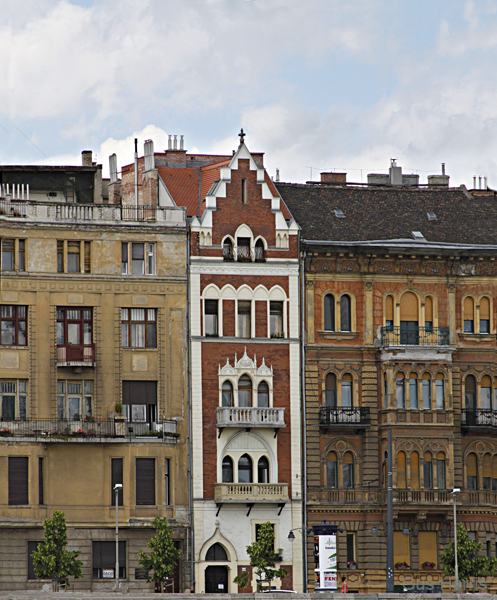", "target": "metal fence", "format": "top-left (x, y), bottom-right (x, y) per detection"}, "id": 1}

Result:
top-left (319, 407), bottom-right (370, 427)
top-left (381, 326), bottom-right (450, 346)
